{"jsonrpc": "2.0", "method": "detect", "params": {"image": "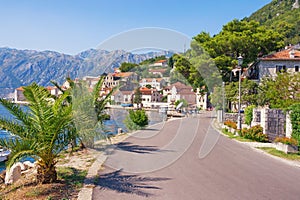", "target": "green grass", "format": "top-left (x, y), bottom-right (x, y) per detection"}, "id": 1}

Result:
top-left (222, 128), bottom-right (254, 142)
top-left (57, 167), bottom-right (87, 188)
top-left (257, 147), bottom-right (300, 161)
